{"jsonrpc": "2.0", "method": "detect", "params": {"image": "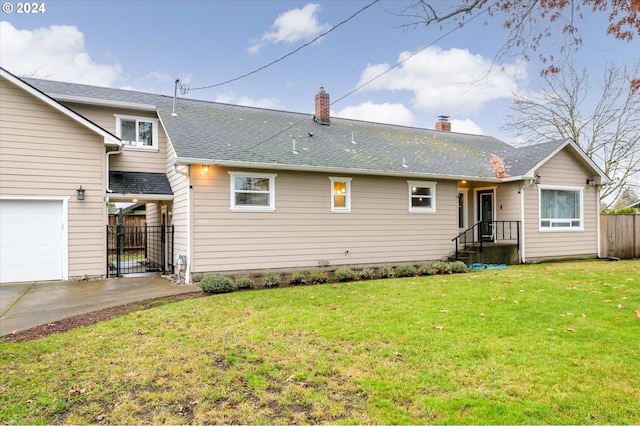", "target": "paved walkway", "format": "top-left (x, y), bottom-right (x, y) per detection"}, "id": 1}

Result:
top-left (0, 275), bottom-right (201, 337)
